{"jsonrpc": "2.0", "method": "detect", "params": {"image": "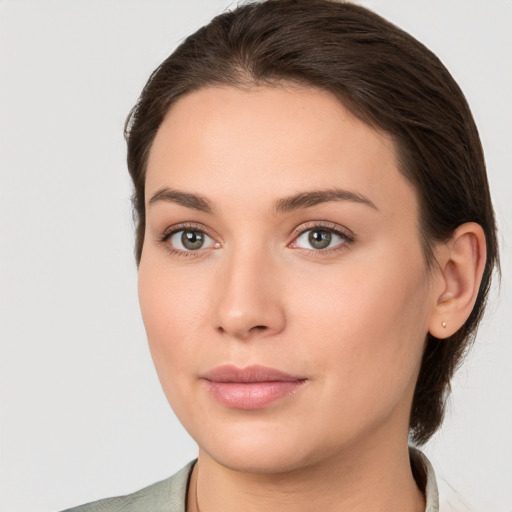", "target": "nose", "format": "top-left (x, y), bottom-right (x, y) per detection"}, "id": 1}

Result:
top-left (212, 247), bottom-right (286, 341)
